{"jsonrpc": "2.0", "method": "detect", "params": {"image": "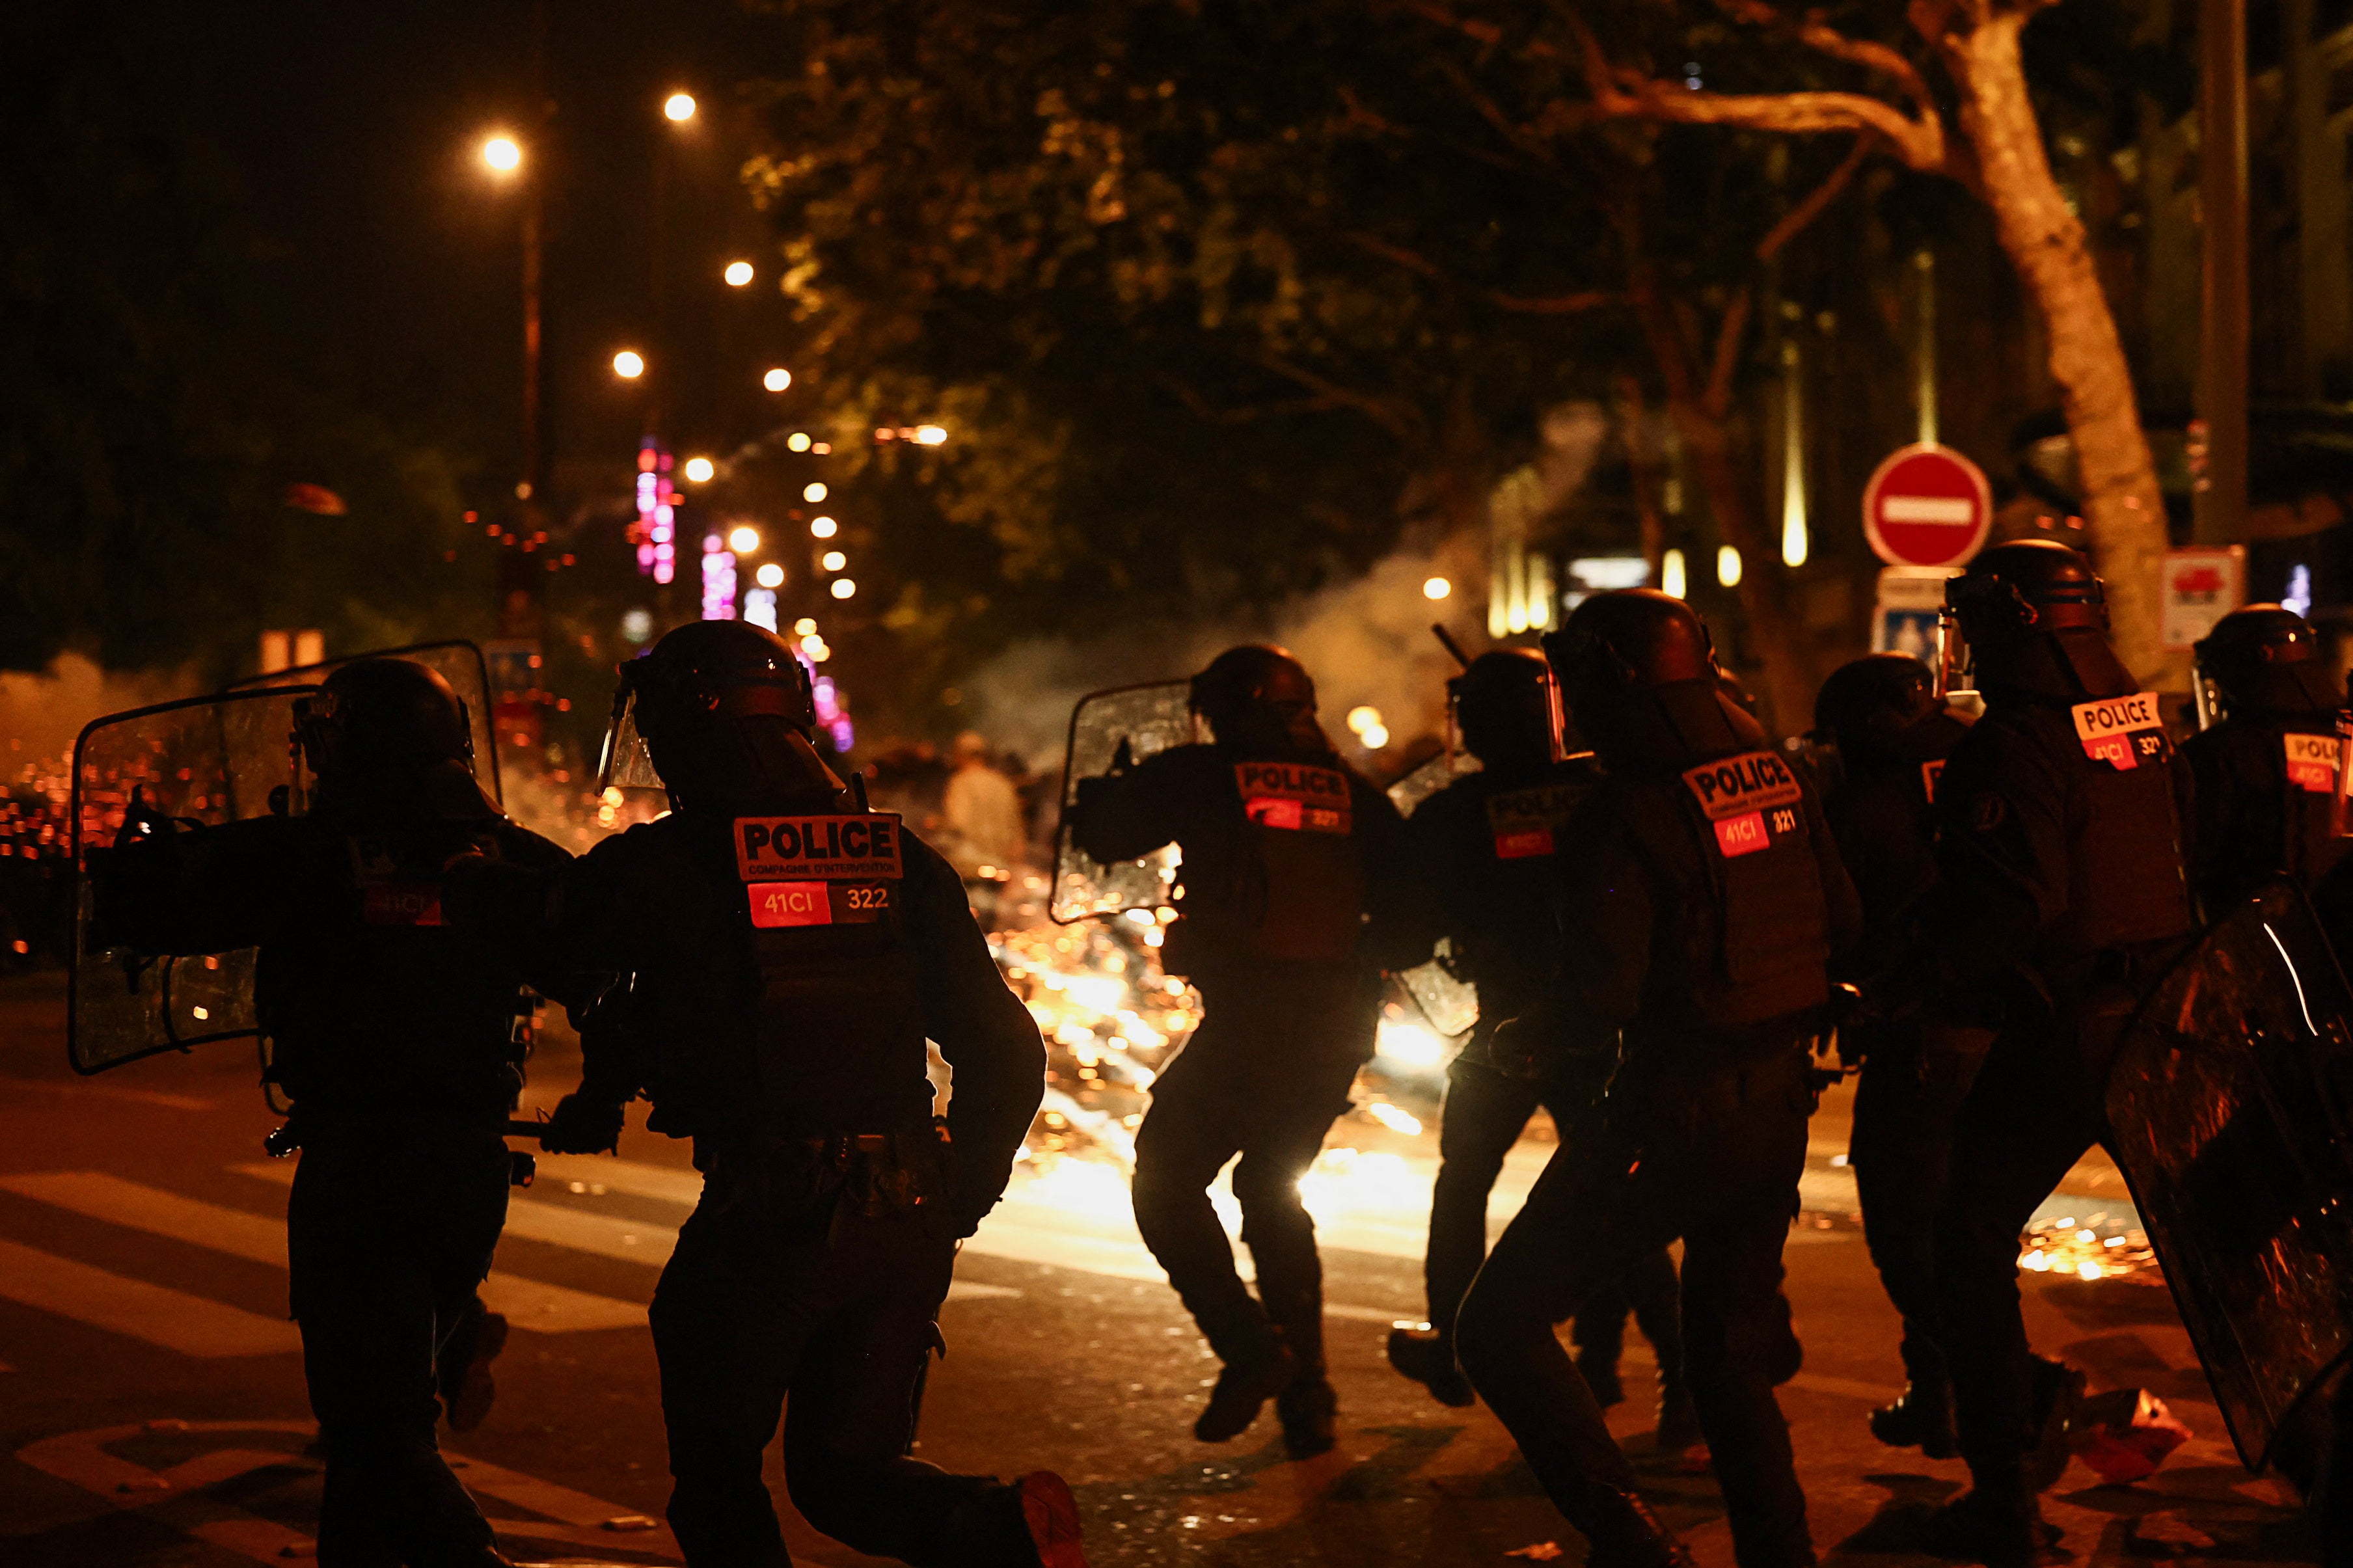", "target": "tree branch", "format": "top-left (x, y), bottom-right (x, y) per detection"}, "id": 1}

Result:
top-left (1489, 289), bottom-right (1618, 314)
top-left (1712, 0), bottom-right (1942, 124)
top-left (1255, 353), bottom-right (1428, 444)
top-left (1702, 287), bottom-right (1754, 421)
top-left (1754, 131), bottom-right (1876, 264)
top-left (1566, 10), bottom-right (1950, 174)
